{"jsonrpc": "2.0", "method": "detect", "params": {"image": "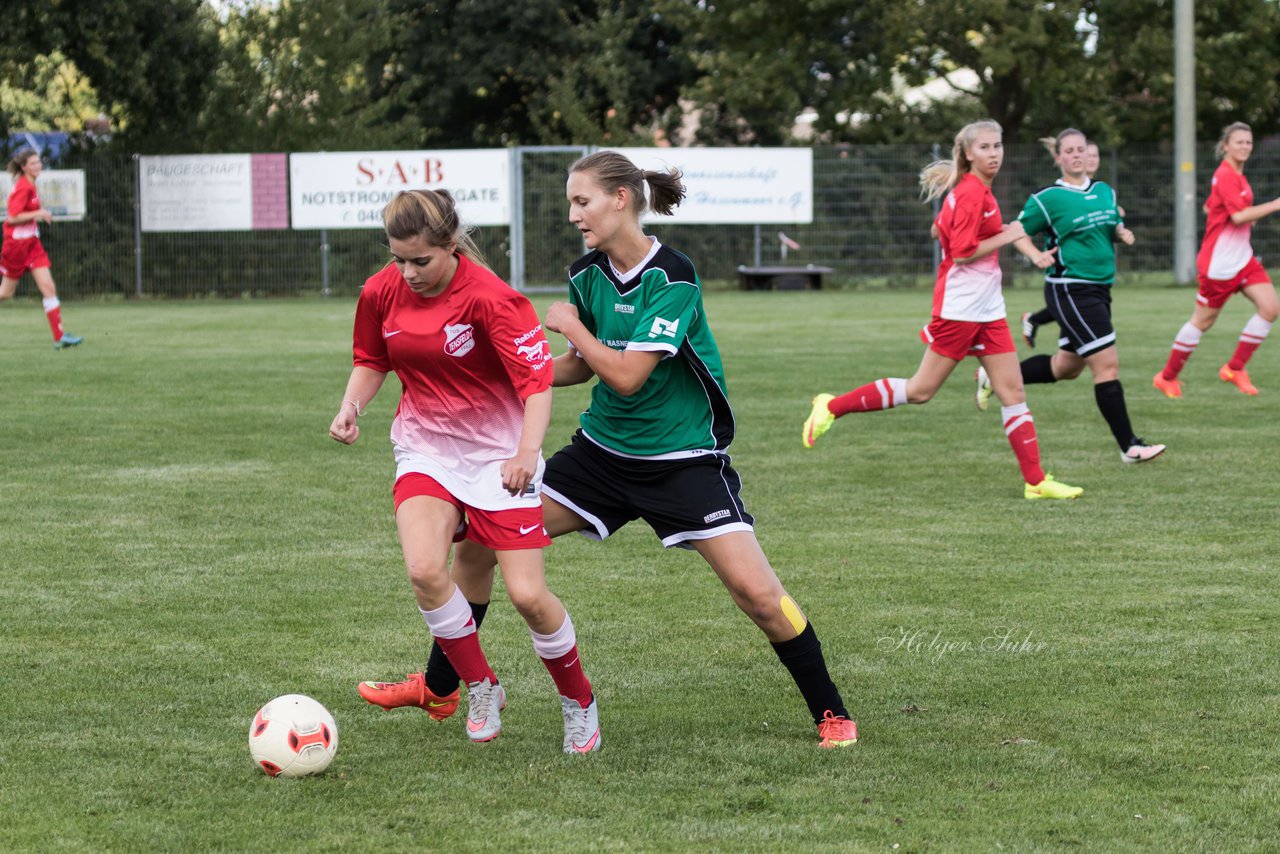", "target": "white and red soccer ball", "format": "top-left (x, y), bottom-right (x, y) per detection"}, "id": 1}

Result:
top-left (249, 694), bottom-right (338, 778)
